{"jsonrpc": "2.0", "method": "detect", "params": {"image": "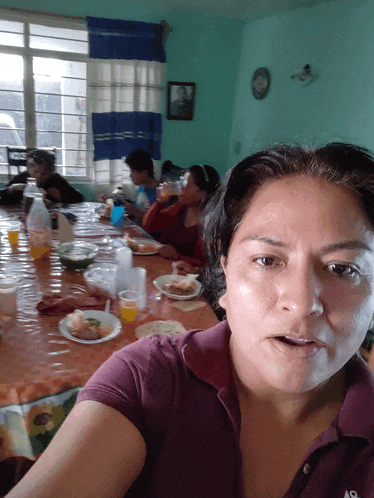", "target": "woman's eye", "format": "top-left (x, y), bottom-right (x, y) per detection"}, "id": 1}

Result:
top-left (327, 263), bottom-right (360, 279)
top-left (254, 256), bottom-right (281, 268)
